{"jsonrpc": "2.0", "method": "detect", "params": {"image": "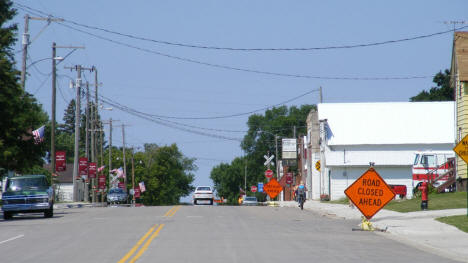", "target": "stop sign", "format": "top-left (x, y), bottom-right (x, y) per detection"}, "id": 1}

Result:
top-left (286, 173), bottom-right (293, 184)
top-left (251, 186), bottom-right (257, 192)
top-left (265, 169), bottom-right (274, 178)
